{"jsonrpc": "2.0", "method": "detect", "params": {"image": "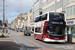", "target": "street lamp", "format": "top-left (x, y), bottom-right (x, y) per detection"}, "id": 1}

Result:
top-left (3, 0), bottom-right (5, 33)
